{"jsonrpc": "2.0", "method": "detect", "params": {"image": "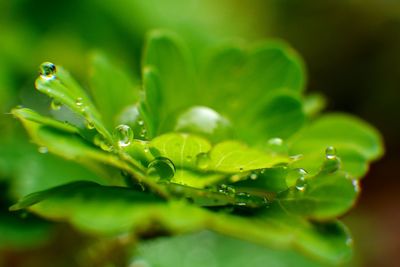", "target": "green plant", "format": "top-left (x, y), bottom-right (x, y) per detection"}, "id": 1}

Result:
top-left (10, 30), bottom-right (383, 266)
